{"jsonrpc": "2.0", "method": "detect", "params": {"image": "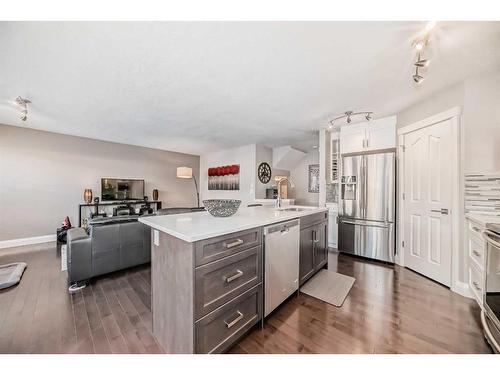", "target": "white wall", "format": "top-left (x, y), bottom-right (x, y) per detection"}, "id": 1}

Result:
top-left (290, 150), bottom-right (320, 206)
top-left (0, 124), bottom-right (200, 242)
top-left (397, 82), bottom-right (465, 129)
top-left (463, 70), bottom-right (500, 172)
top-left (397, 69), bottom-right (500, 172)
top-left (255, 144), bottom-right (290, 199)
top-left (200, 144), bottom-right (256, 207)
top-left (396, 69), bottom-right (500, 286)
